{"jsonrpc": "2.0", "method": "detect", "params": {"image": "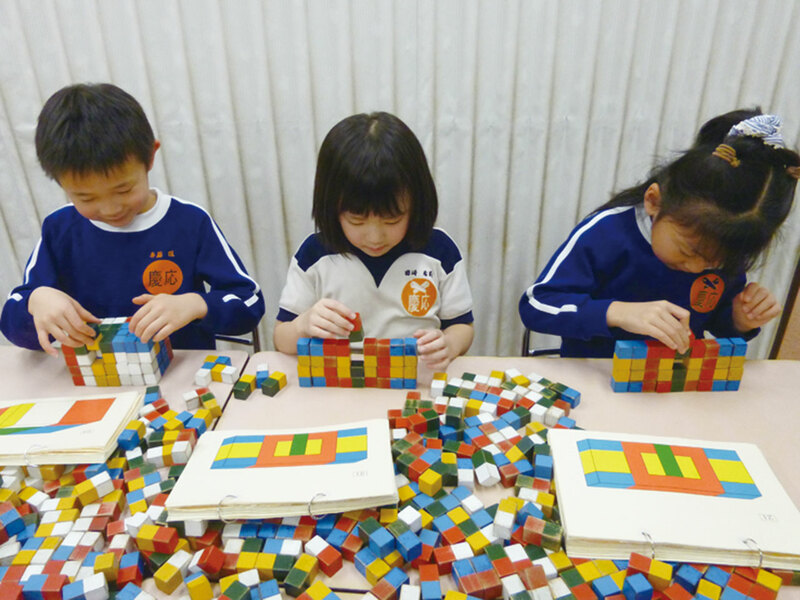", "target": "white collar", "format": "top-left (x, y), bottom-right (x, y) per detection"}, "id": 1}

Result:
top-left (634, 202), bottom-right (652, 244)
top-left (88, 188), bottom-right (170, 233)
